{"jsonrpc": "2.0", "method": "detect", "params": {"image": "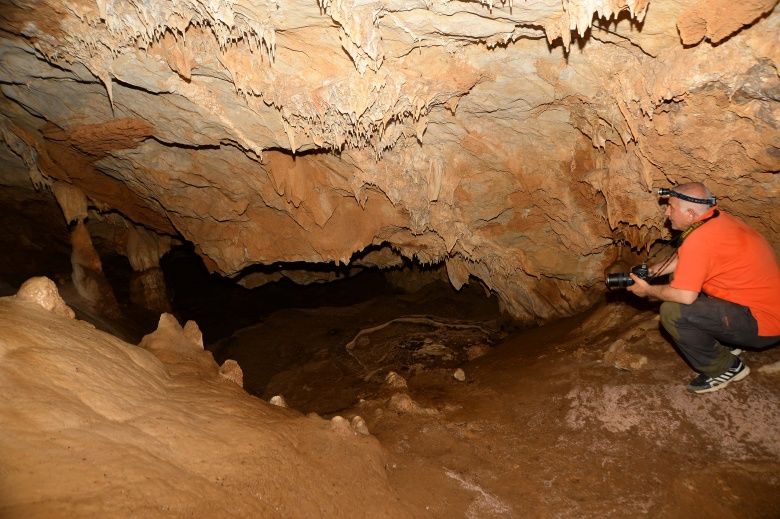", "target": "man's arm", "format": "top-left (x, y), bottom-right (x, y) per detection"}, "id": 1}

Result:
top-left (627, 273), bottom-right (698, 304)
